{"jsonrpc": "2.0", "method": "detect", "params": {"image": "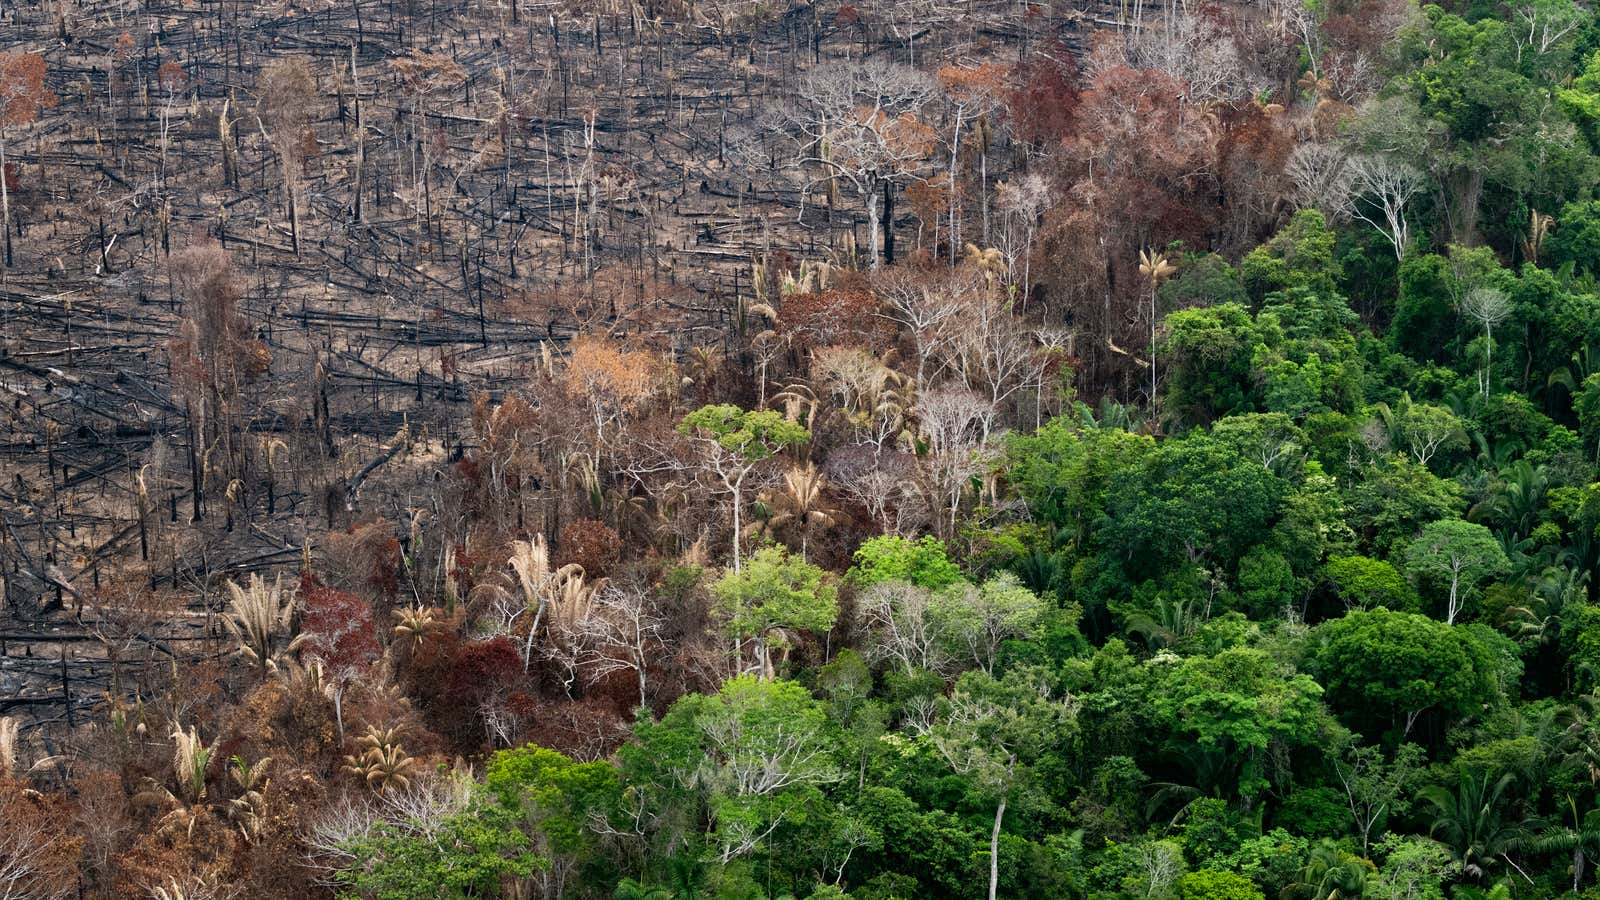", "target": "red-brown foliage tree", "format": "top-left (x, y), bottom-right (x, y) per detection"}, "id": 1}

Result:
top-left (0, 52), bottom-right (55, 269)
top-left (1039, 61), bottom-right (1218, 395)
top-left (298, 572), bottom-right (382, 743)
top-left (0, 776), bottom-right (80, 900)
top-left (779, 289), bottom-right (898, 355)
top-left (446, 636), bottom-right (525, 707)
top-left (1214, 101), bottom-right (1296, 252)
top-left (557, 518), bottom-right (622, 577)
top-left (1004, 43), bottom-right (1080, 149)
top-left (322, 520), bottom-right (403, 603)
